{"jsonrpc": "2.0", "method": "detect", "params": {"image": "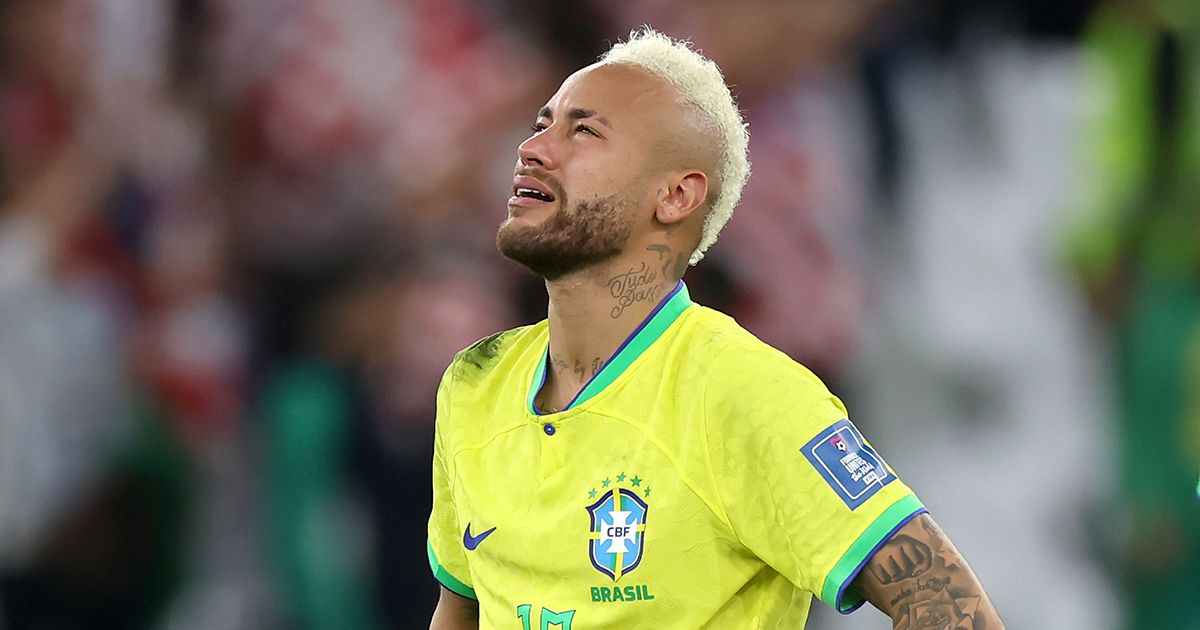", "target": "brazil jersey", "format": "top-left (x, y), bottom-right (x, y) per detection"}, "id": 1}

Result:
top-left (428, 282), bottom-right (926, 628)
